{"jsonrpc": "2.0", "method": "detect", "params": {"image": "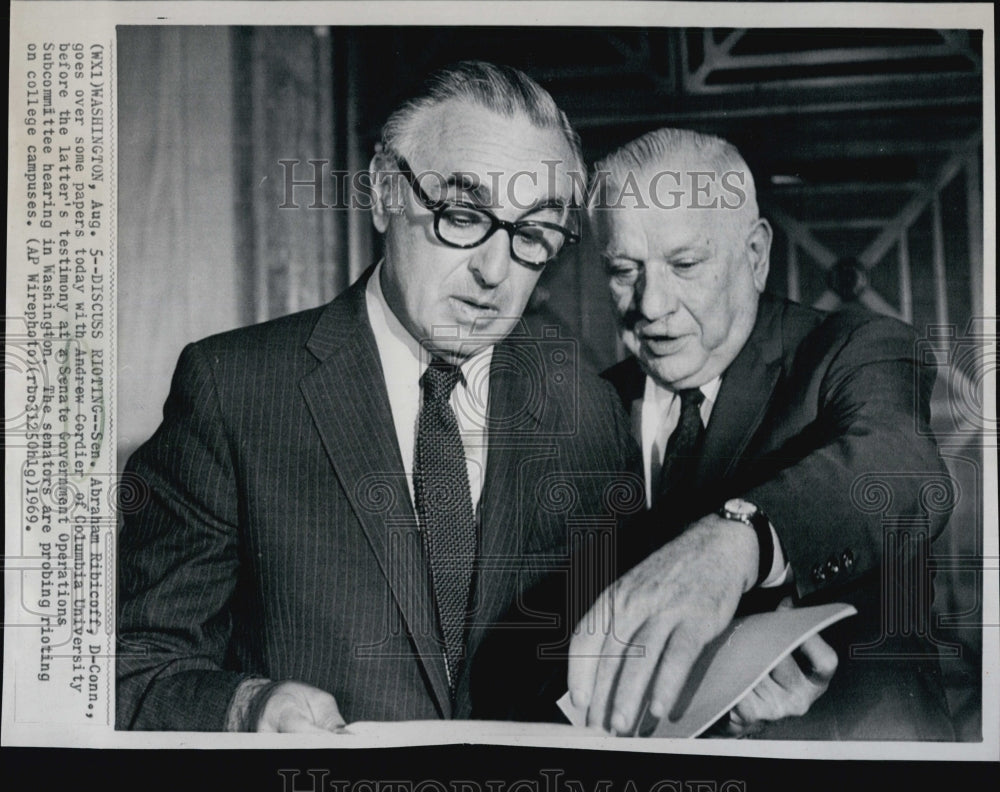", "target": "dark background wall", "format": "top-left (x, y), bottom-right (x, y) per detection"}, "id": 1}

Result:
top-left (116, 25), bottom-right (986, 739)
